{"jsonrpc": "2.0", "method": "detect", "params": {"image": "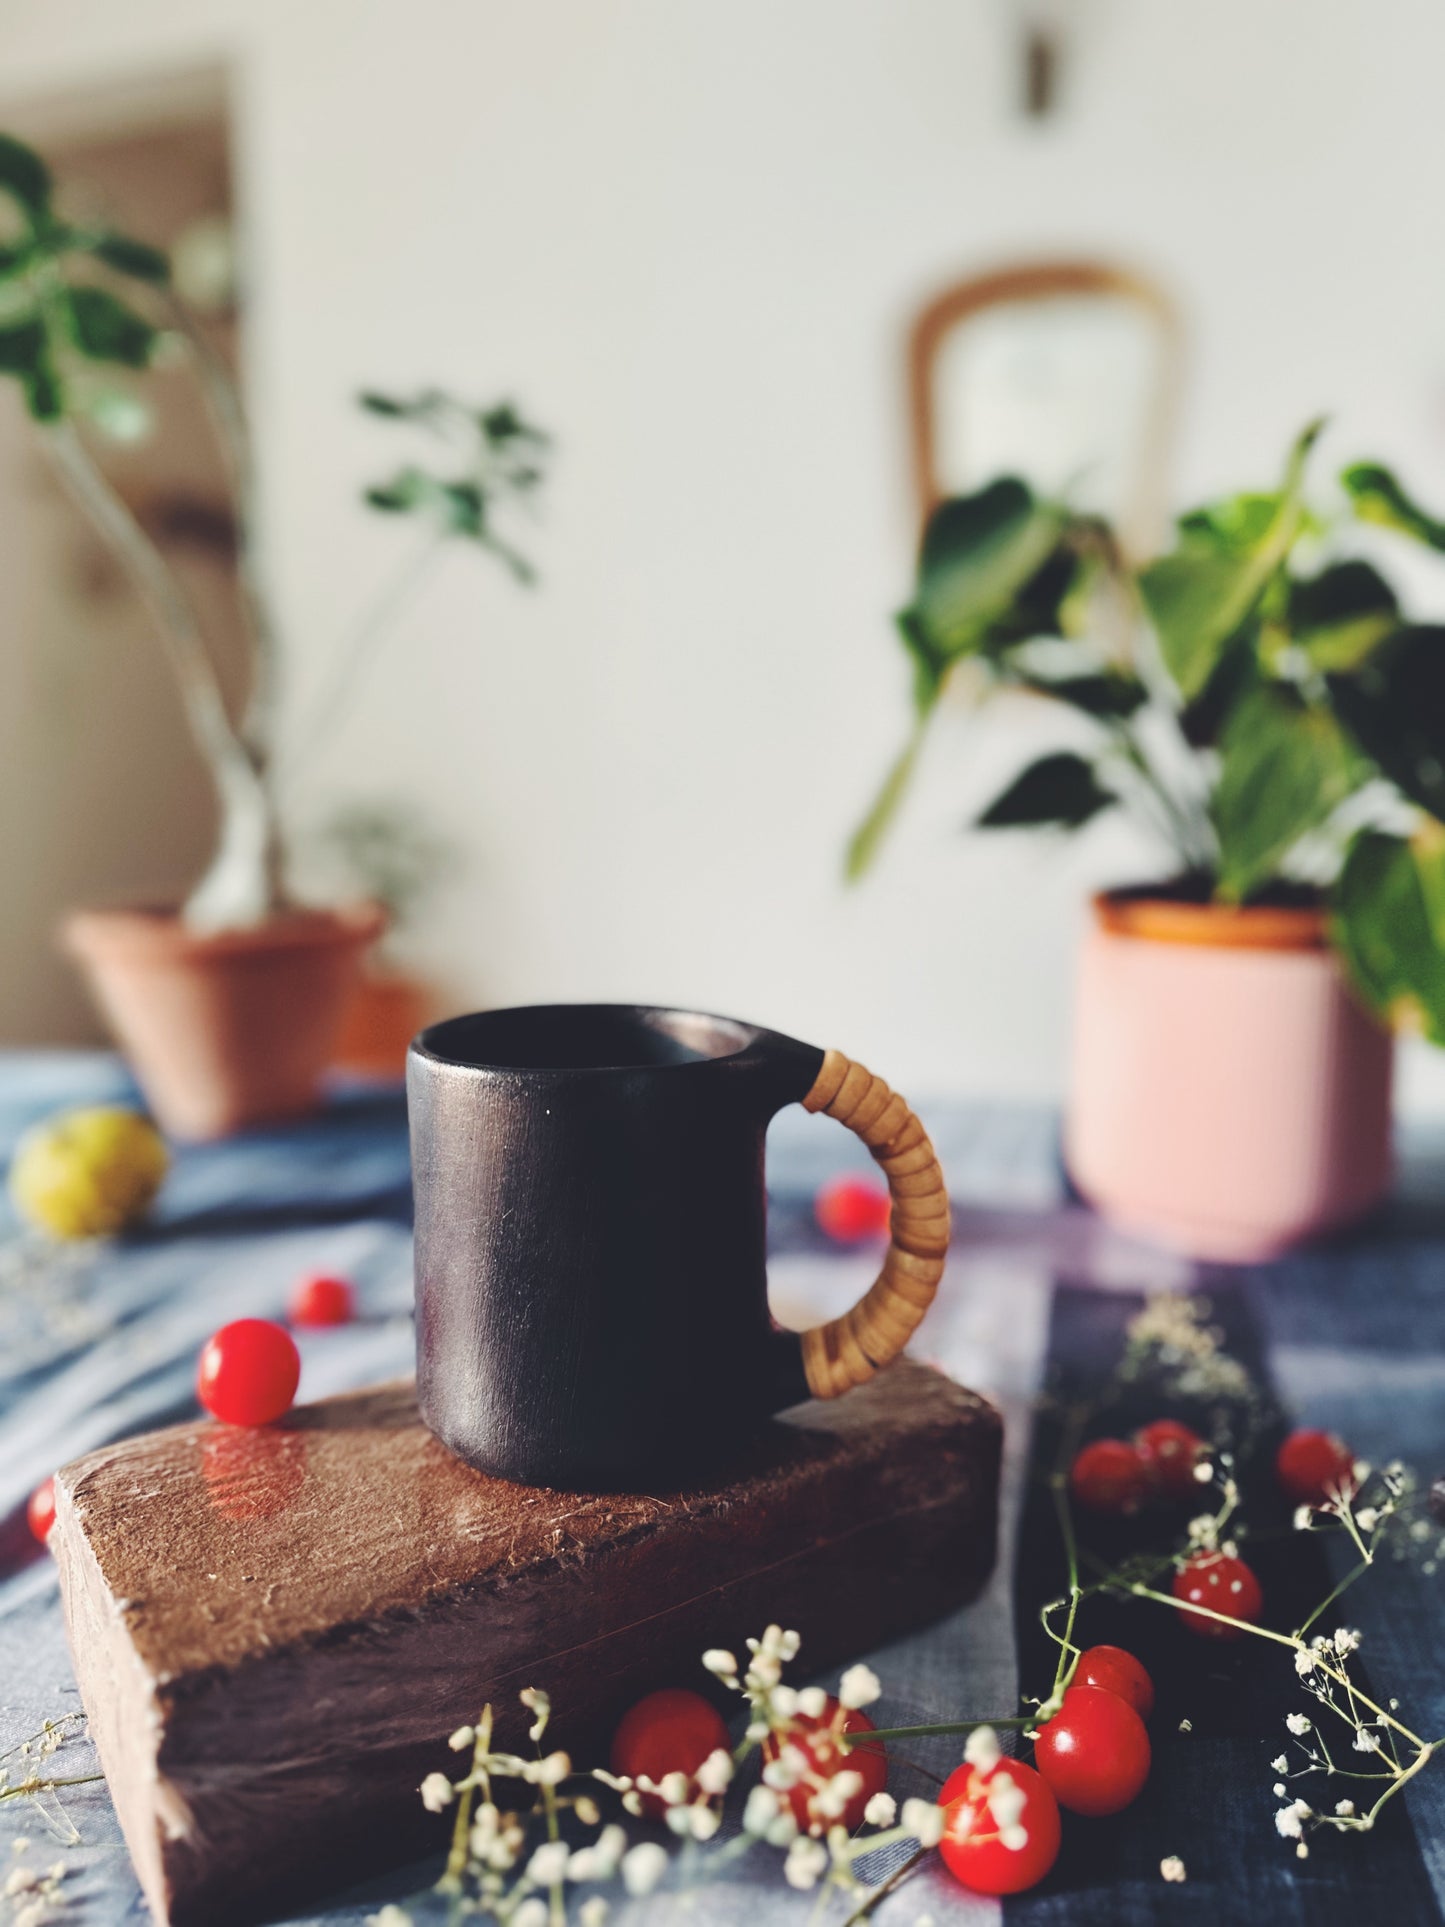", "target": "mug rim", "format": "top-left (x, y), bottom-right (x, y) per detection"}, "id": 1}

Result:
top-left (410, 1002), bottom-right (772, 1078)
